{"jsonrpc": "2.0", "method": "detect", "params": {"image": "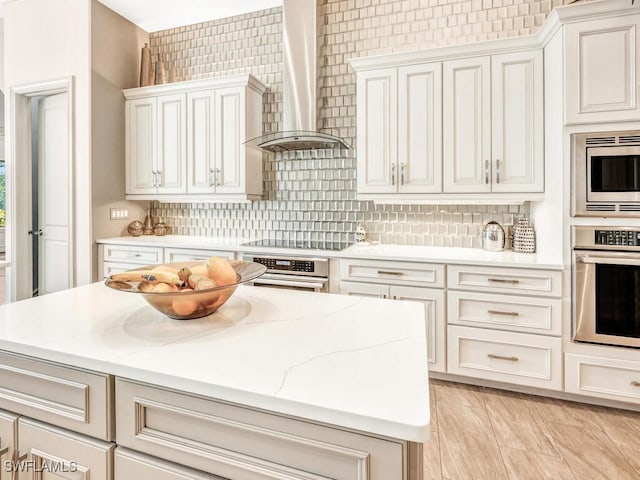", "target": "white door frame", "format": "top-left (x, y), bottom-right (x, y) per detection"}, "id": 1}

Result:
top-left (8, 77), bottom-right (74, 301)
